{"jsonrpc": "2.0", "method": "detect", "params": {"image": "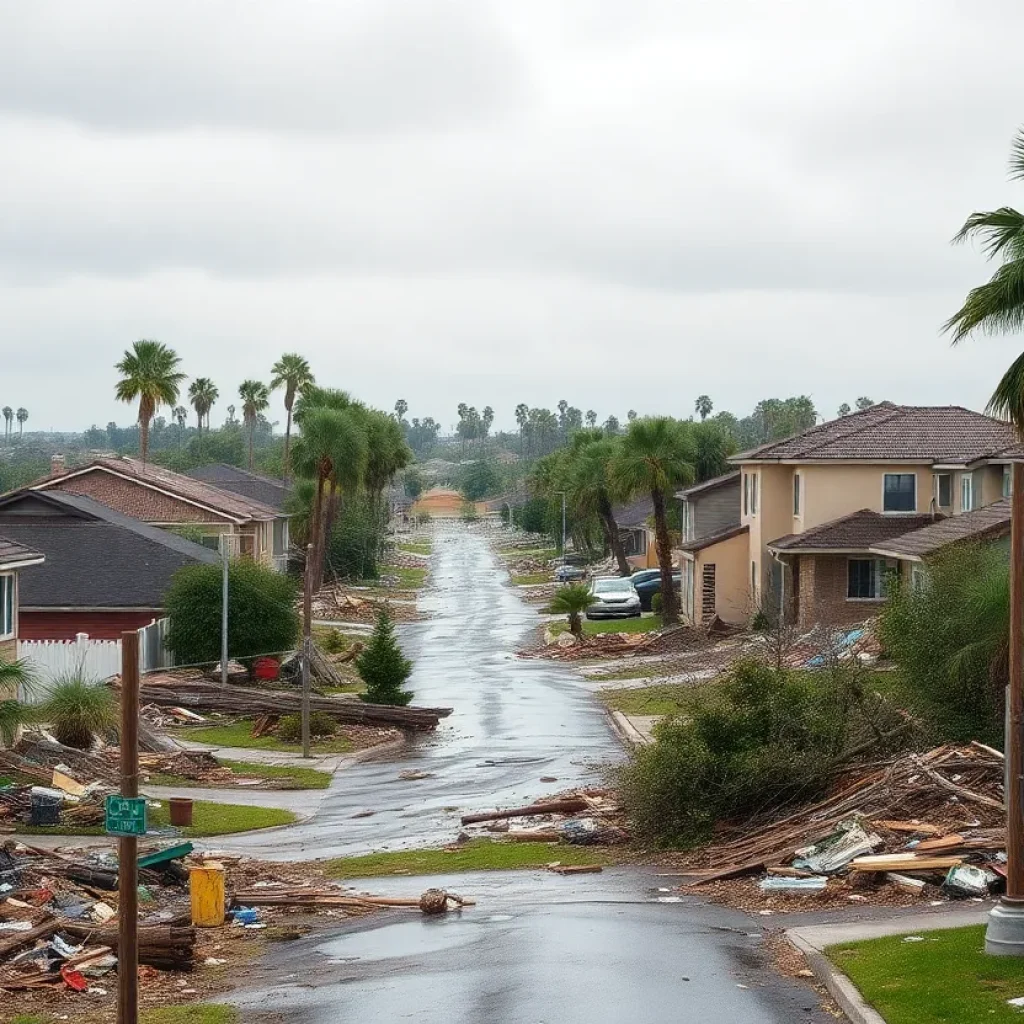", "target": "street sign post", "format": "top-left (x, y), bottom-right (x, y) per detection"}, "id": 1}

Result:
top-left (104, 795), bottom-right (147, 838)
